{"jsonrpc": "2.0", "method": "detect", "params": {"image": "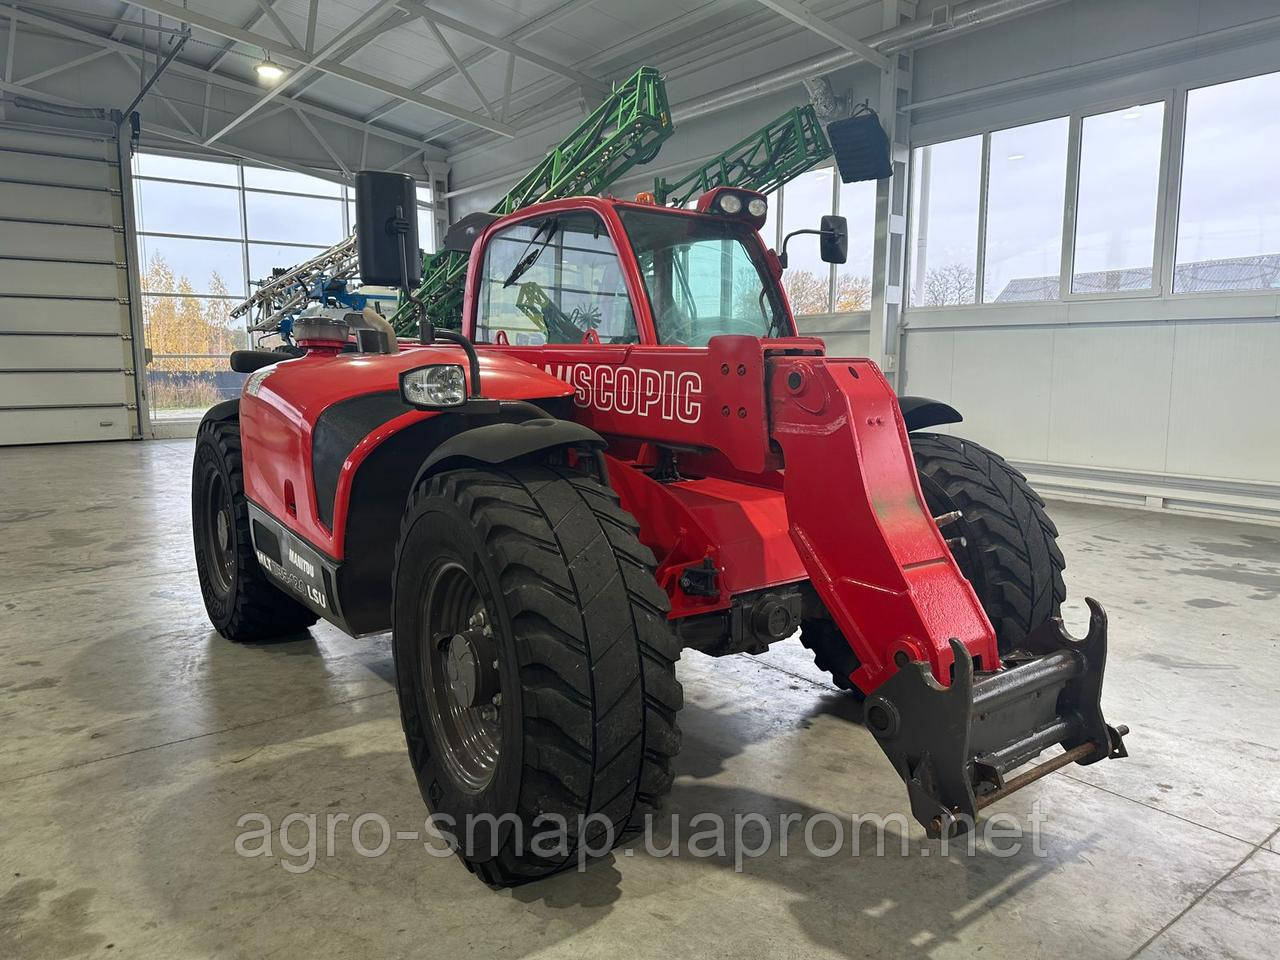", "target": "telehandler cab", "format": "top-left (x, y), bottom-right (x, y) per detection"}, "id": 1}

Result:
top-left (194, 118), bottom-right (1127, 891)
